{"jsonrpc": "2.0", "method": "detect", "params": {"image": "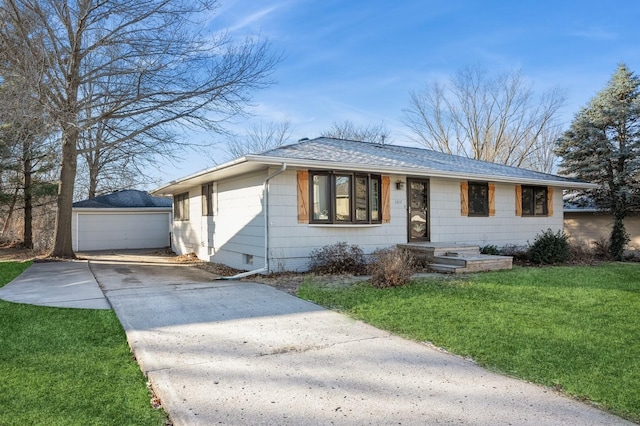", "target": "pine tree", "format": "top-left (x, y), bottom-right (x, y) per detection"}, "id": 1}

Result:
top-left (556, 64), bottom-right (640, 260)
